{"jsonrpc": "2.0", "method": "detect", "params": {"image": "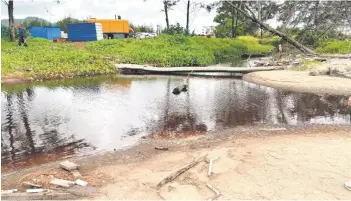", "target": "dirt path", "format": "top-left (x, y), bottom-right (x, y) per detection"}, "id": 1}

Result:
top-left (90, 127), bottom-right (351, 200)
top-left (244, 70), bottom-right (351, 95)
